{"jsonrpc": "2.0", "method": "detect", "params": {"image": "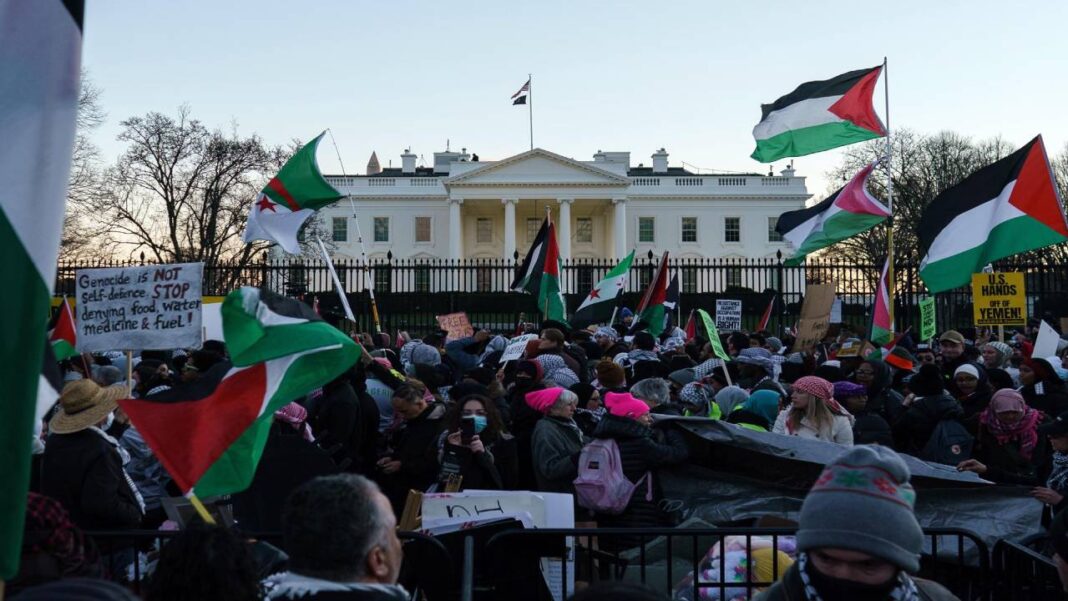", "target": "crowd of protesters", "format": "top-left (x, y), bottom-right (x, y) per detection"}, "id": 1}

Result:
top-left (17, 308), bottom-right (1068, 600)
